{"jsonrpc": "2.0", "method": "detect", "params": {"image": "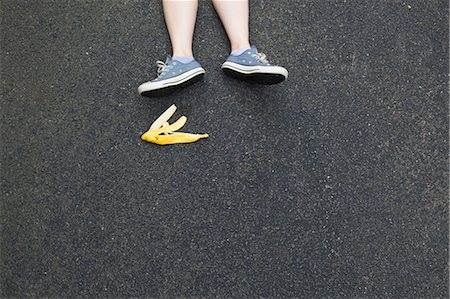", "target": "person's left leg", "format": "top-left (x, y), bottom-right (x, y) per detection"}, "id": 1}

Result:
top-left (212, 0), bottom-right (288, 84)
